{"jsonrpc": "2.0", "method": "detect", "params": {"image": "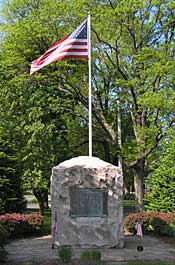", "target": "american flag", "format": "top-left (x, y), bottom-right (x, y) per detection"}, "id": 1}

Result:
top-left (30, 18), bottom-right (88, 75)
top-left (135, 219), bottom-right (143, 237)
